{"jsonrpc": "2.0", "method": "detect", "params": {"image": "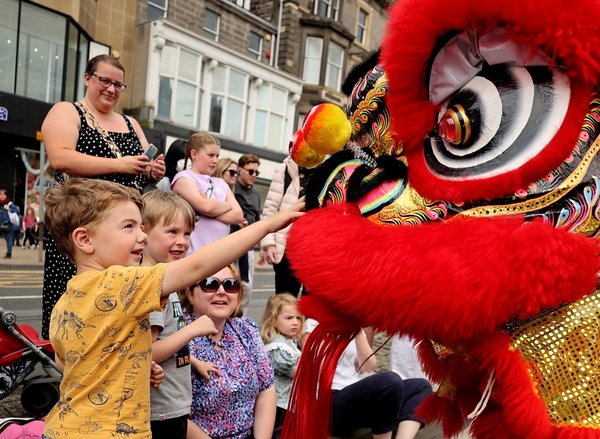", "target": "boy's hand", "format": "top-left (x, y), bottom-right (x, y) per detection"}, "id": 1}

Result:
top-left (266, 197), bottom-right (305, 233)
top-left (150, 361), bottom-right (164, 388)
top-left (191, 357), bottom-right (221, 380)
top-left (189, 315), bottom-right (218, 337)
